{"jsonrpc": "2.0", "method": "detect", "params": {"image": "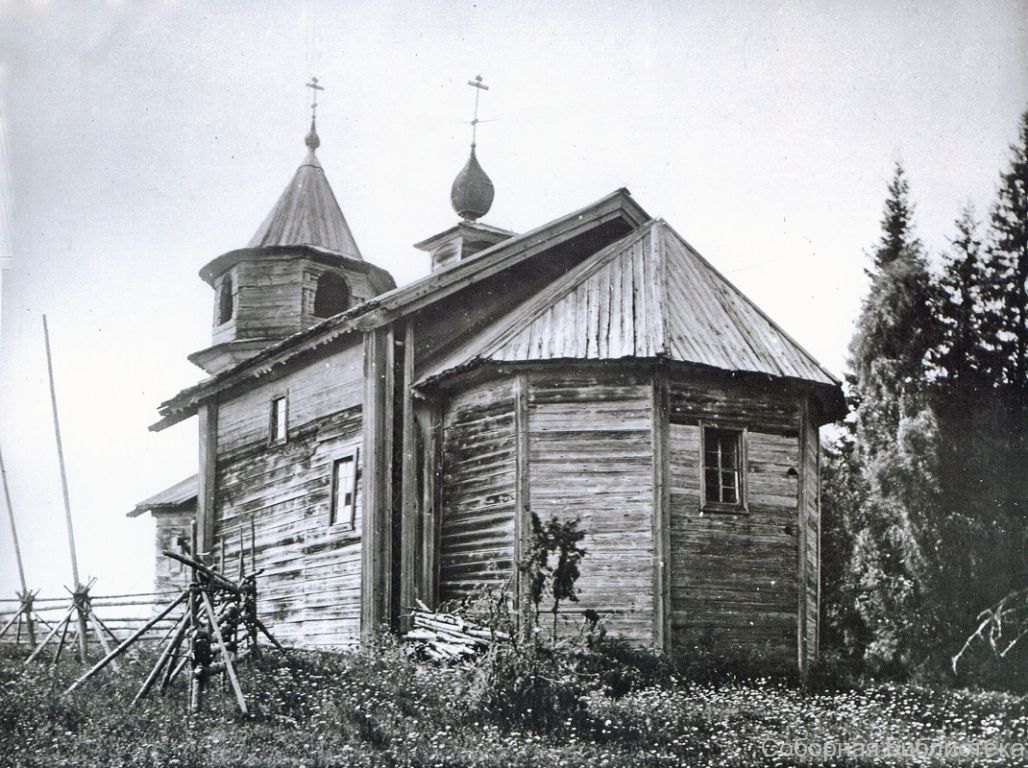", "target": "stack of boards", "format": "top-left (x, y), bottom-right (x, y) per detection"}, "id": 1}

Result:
top-left (404, 600), bottom-right (510, 661)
